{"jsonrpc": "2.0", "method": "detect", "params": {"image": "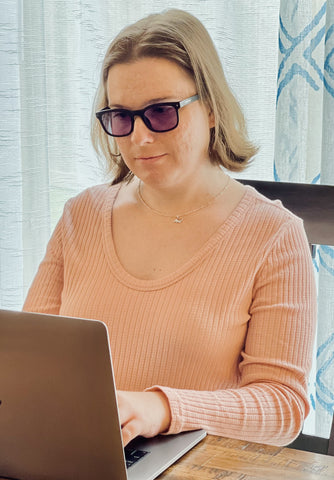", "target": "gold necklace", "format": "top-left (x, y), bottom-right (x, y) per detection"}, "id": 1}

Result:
top-left (137, 175), bottom-right (230, 224)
